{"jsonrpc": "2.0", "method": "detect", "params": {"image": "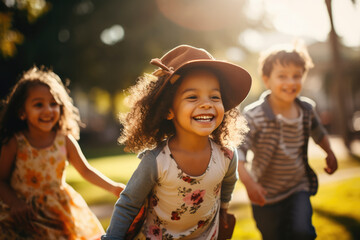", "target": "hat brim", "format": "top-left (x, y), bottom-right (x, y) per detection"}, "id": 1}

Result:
top-left (170, 60), bottom-right (252, 111)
